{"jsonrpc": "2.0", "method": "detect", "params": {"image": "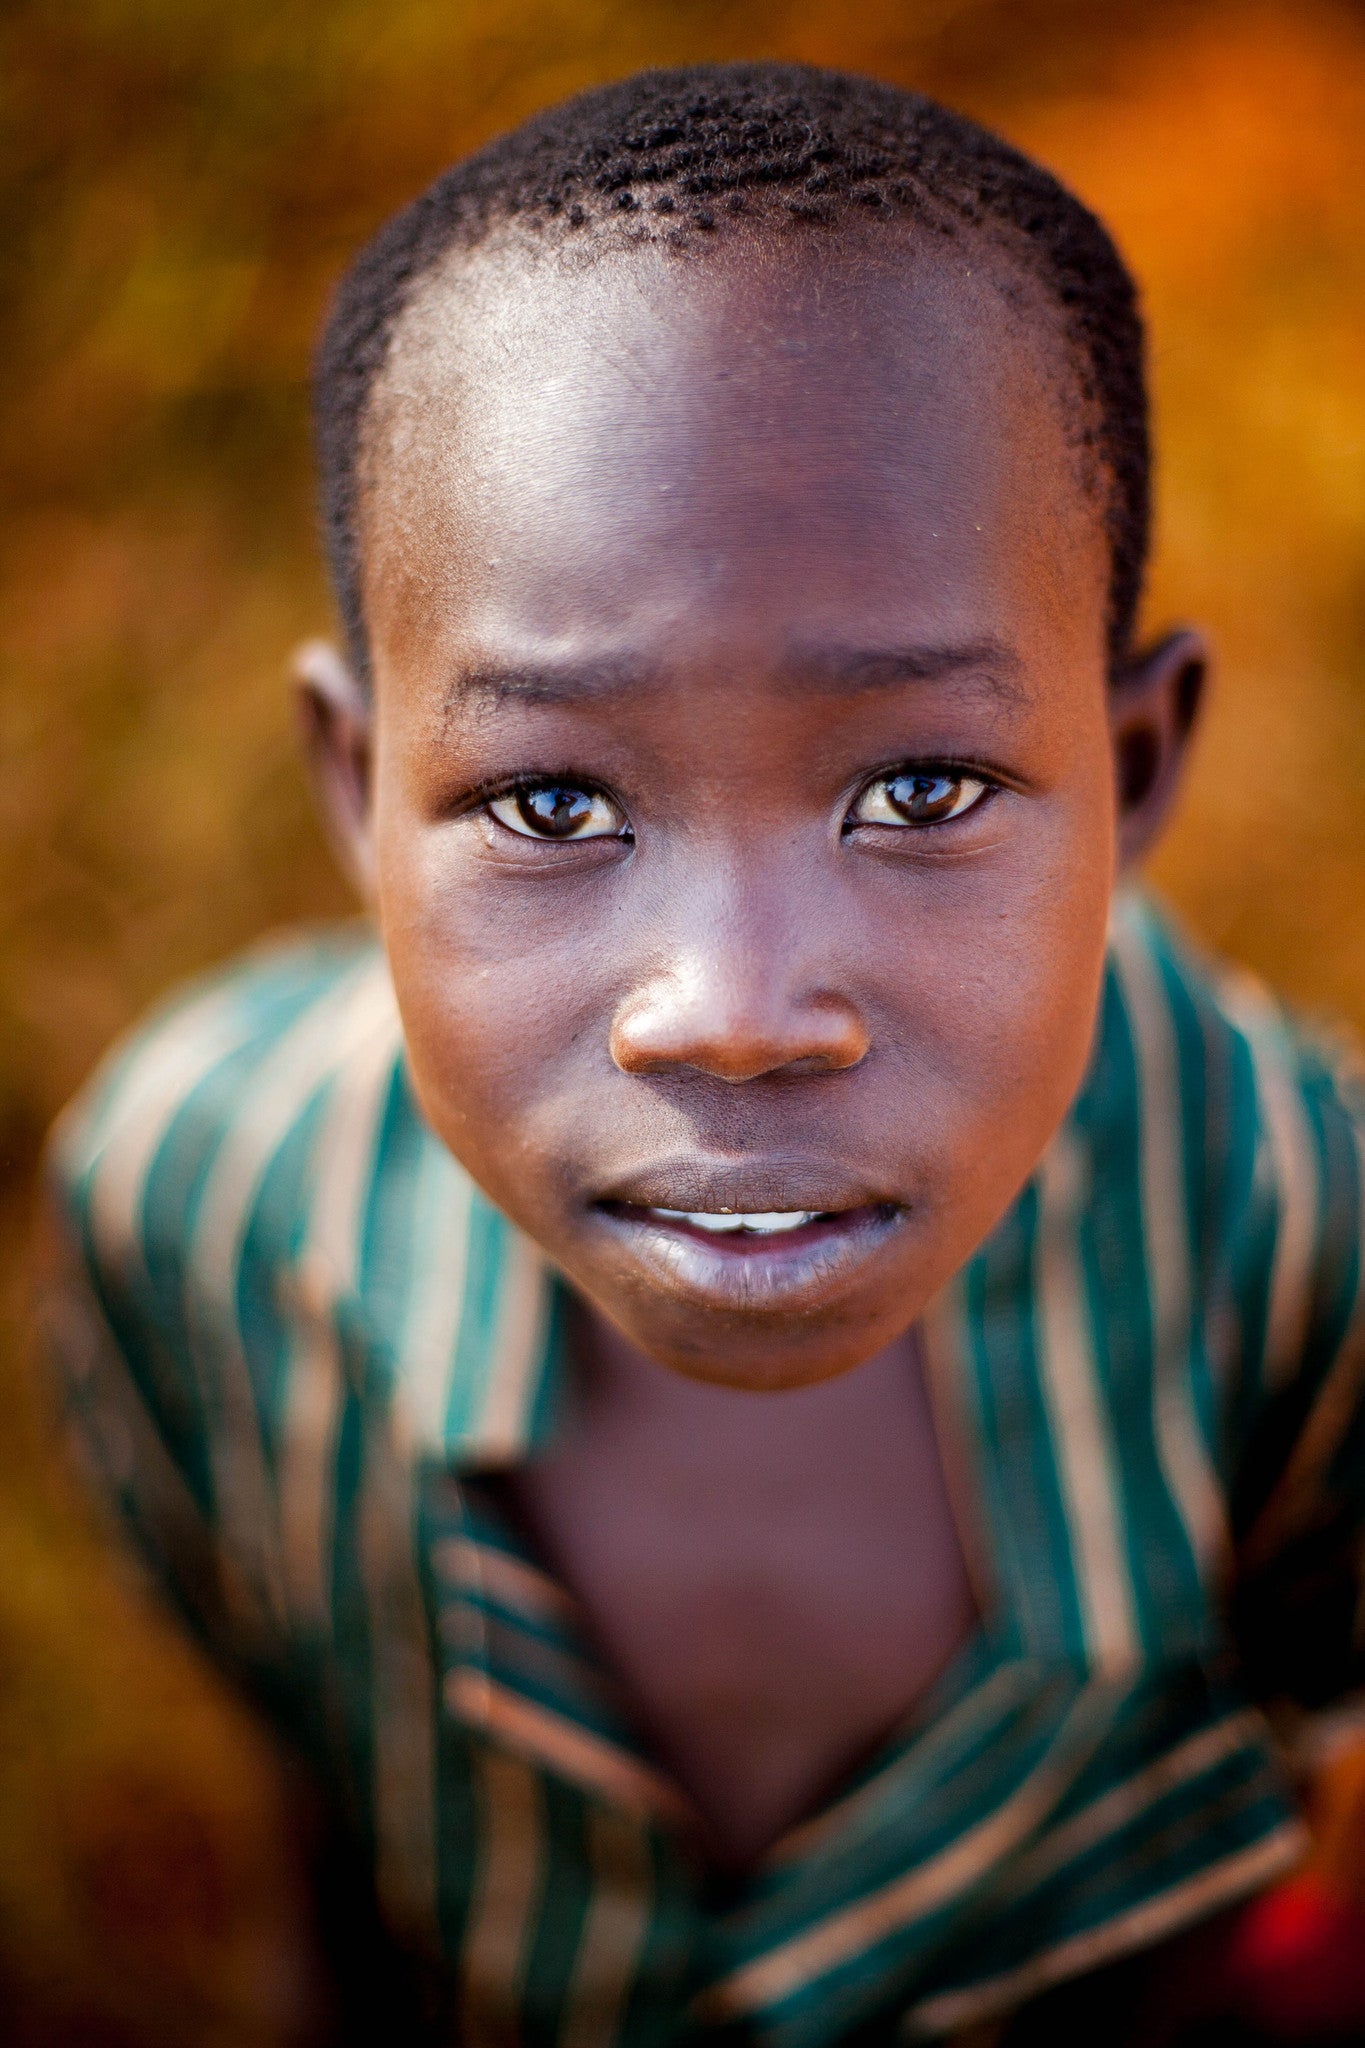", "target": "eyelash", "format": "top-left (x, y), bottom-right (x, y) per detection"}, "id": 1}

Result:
top-left (478, 764), bottom-right (998, 843)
